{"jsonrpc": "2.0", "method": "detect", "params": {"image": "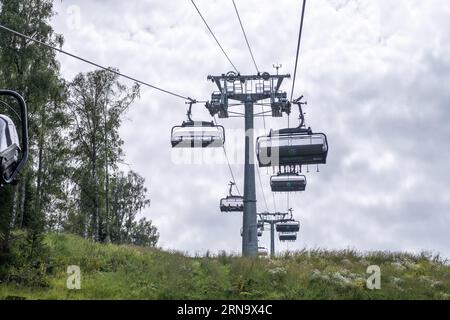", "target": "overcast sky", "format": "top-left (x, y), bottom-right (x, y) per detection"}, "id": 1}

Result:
top-left (51, 0), bottom-right (450, 257)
